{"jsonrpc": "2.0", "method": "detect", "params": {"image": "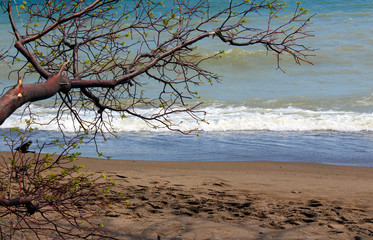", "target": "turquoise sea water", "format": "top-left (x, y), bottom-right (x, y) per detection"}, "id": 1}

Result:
top-left (1, 0), bottom-right (373, 166)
